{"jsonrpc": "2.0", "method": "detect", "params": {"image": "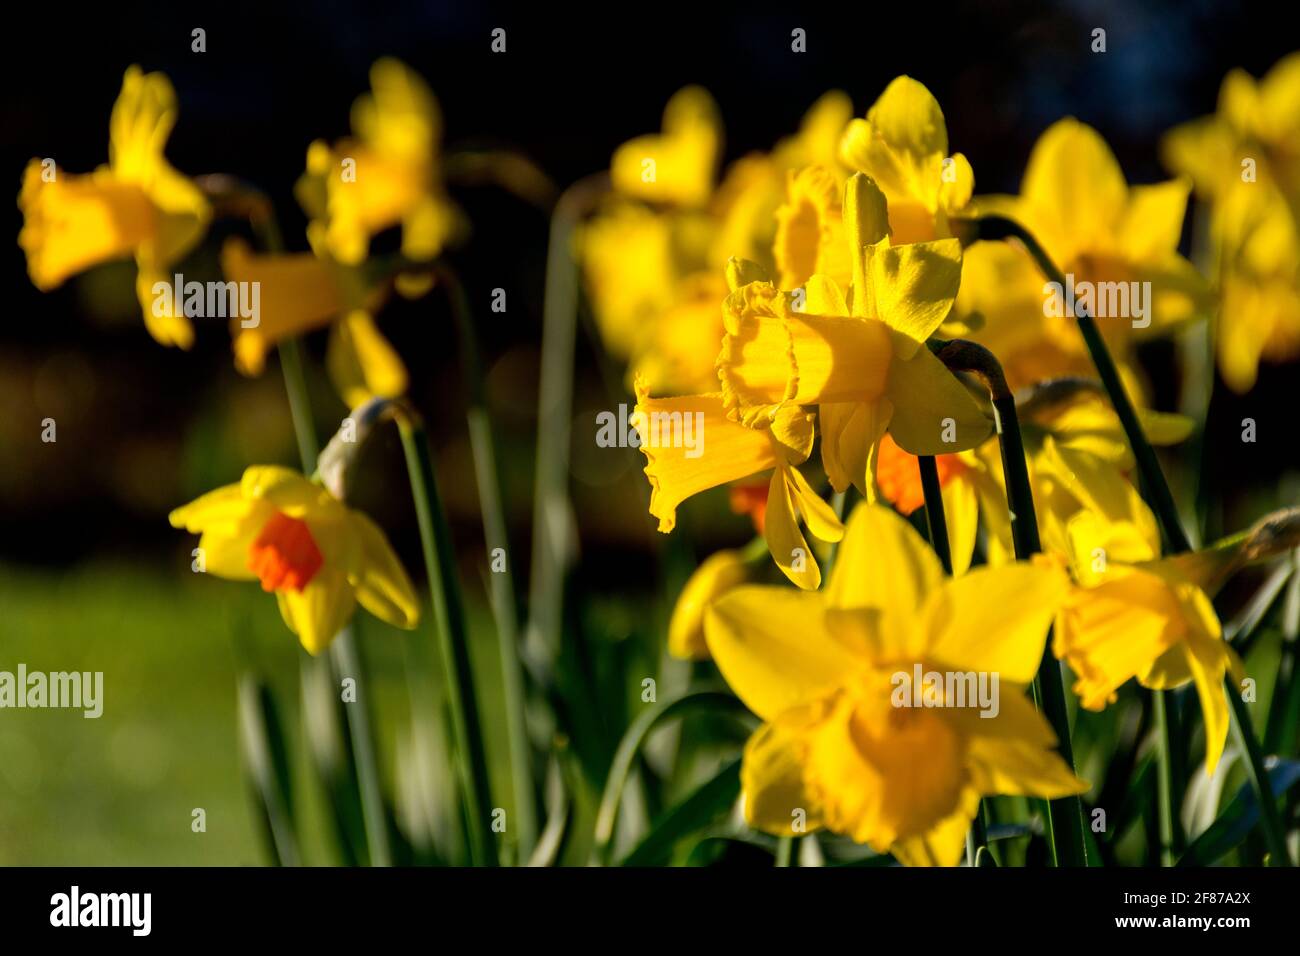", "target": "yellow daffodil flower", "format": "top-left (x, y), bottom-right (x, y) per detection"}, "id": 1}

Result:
top-left (718, 174), bottom-right (992, 496)
top-left (1163, 53), bottom-right (1300, 392)
top-left (839, 76), bottom-right (974, 244)
top-left (634, 376), bottom-right (843, 590)
top-left (169, 465), bottom-right (419, 654)
top-left (18, 66), bottom-right (211, 348)
top-left (1054, 510), bottom-right (1238, 773)
top-left (296, 58), bottom-right (461, 267)
top-left (962, 119), bottom-right (1211, 390)
top-left (705, 503), bottom-right (1086, 865)
top-left (580, 89), bottom-right (854, 394)
top-left (220, 239), bottom-right (406, 407)
top-left (667, 547), bottom-right (756, 659)
top-left (871, 381), bottom-right (1193, 575)
top-left (611, 86), bottom-right (721, 208)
